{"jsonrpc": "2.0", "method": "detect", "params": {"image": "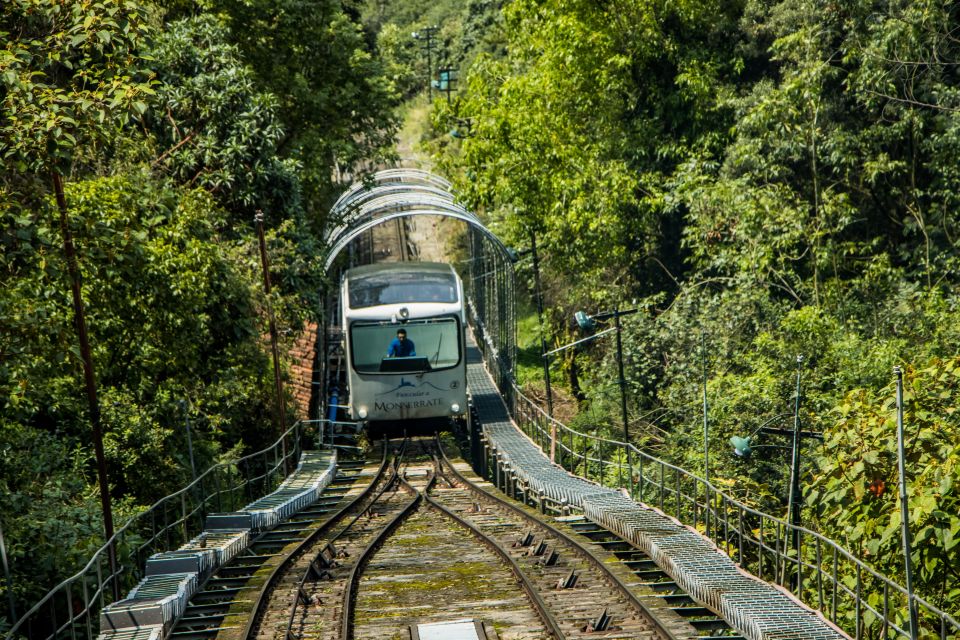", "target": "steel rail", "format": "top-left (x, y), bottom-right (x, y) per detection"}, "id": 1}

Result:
top-left (242, 441), bottom-right (392, 640)
top-left (435, 440), bottom-right (683, 640)
top-left (422, 455), bottom-right (566, 640)
top-left (396, 213), bottom-right (408, 261)
top-left (278, 438), bottom-right (409, 640)
top-left (338, 464), bottom-right (426, 640)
